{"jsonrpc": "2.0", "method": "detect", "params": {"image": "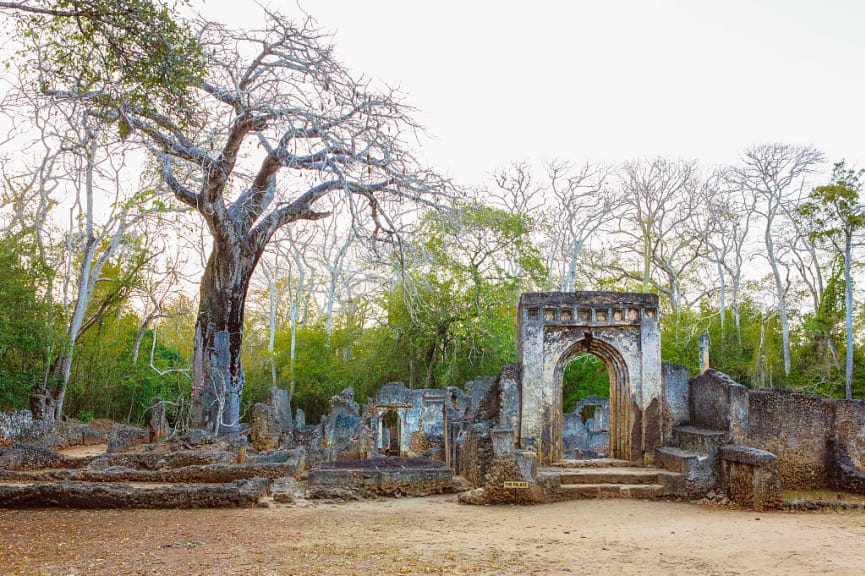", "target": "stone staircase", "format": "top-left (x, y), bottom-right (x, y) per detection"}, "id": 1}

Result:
top-left (539, 458), bottom-right (684, 500)
top-left (655, 425), bottom-right (731, 497)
